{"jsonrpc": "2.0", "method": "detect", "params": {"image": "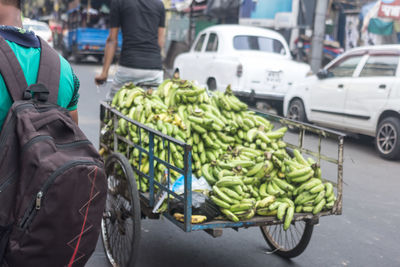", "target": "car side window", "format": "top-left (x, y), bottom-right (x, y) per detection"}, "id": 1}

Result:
top-left (205, 33), bottom-right (218, 52)
top-left (194, 34), bottom-right (206, 52)
top-left (327, 56), bottom-right (363, 78)
top-left (359, 55), bottom-right (399, 77)
top-left (233, 36), bottom-right (286, 55)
